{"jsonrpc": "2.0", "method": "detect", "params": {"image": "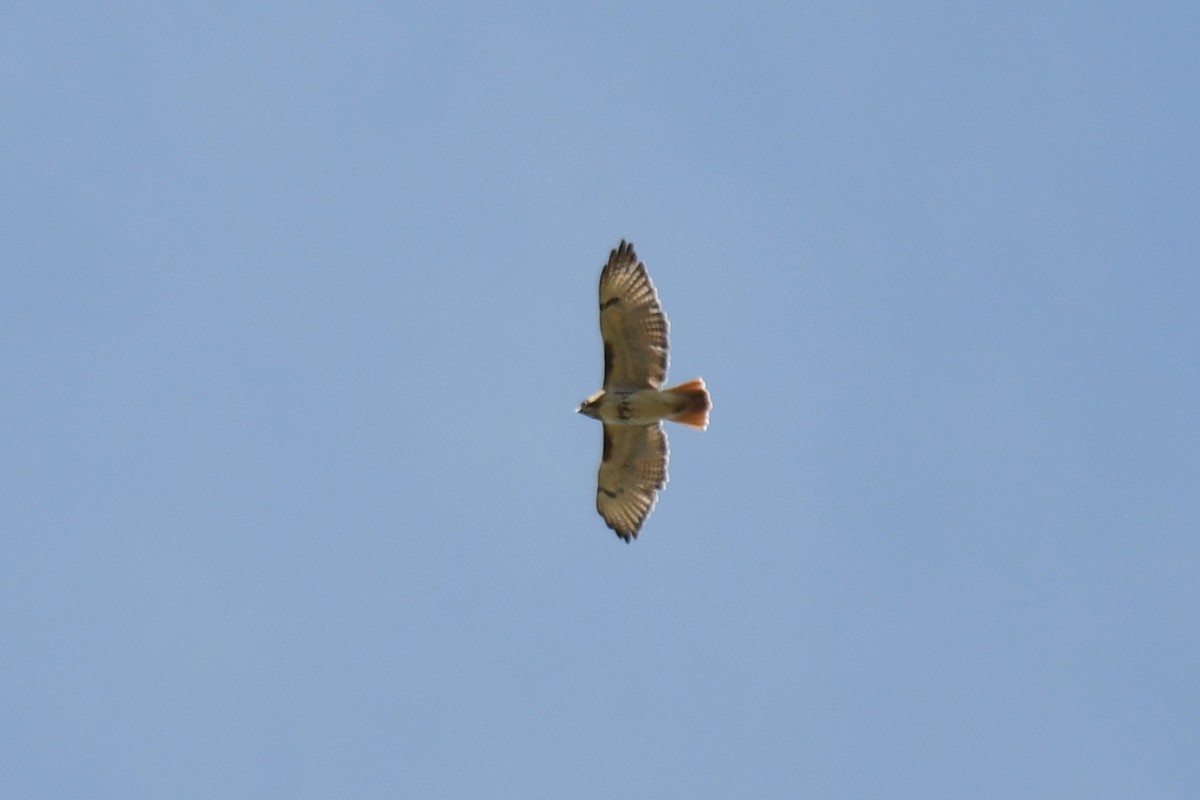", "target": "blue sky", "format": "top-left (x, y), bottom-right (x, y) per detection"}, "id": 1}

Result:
top-left (3, 2), bottom-right (1198, 797)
